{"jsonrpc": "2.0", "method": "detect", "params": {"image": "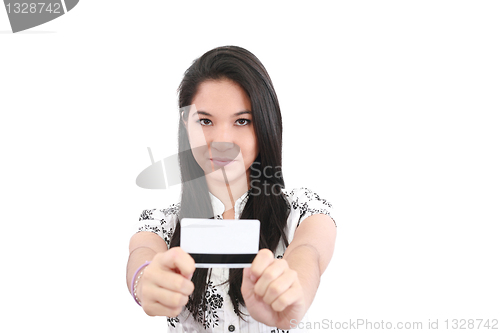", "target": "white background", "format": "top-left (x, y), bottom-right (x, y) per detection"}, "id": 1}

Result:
top-left (1, 1), bottom-right (499, 332)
